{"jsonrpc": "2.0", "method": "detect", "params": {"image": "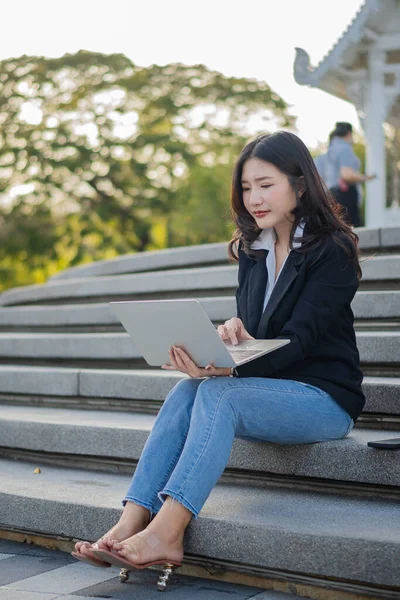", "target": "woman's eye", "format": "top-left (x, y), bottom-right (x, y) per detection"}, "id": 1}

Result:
top-left (242, 185), bottom-right (271, 191)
